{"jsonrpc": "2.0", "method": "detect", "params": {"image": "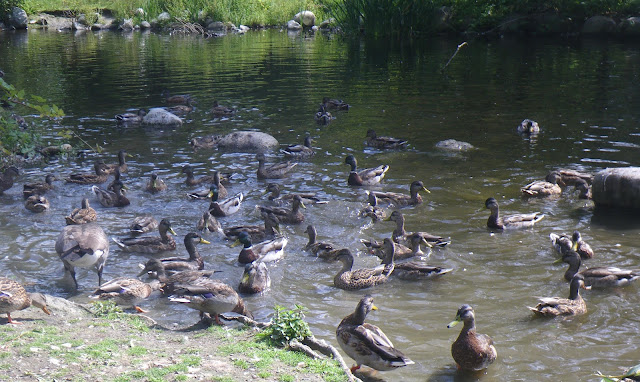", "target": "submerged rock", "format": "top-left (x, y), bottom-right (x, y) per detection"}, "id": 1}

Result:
top-left (435, 139), bottom-right (474, 151)
top-left (142, 108), bottom-right (182, 127)
top-left (191, 131), bottom-right (278, 152)
top-left (592, 167), bottom-right (640, 209)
